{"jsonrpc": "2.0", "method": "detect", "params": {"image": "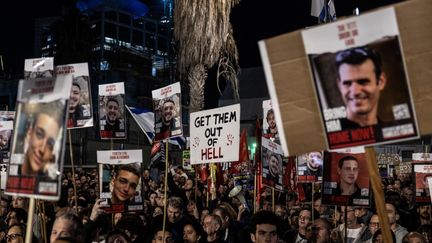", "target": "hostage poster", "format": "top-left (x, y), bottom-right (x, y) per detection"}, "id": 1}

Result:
top-left (97, 149), bottom-right (143, 212)
top-left (321, 147), bottom-right (370, 206)
top-left (5, 73), bottom-right (71, 200)
top-left (301, 8), bottom-right (418, 149)
top-left (56, 63), bottom-right (94, 129)
top-left (152, 82), bottom-right (183, 142)
top-left (99, 82), bottom-right (126, 139)
top-left (412, 153), bottom-right (432, 204)
top-left (262, 137), bottom-right (285, 191)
